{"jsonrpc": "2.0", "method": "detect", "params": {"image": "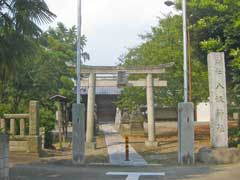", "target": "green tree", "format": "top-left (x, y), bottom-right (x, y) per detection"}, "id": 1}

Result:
top-left (0, 0), bottom-right (56, 78)
top-left (0, 22), bottom-right (89, 146)
top-left (117, 15), bottom-right (208, 110)
top-left (180, 0), bottom-right (240, 105)
top-left (0, 0), bottom-right (56, 109)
